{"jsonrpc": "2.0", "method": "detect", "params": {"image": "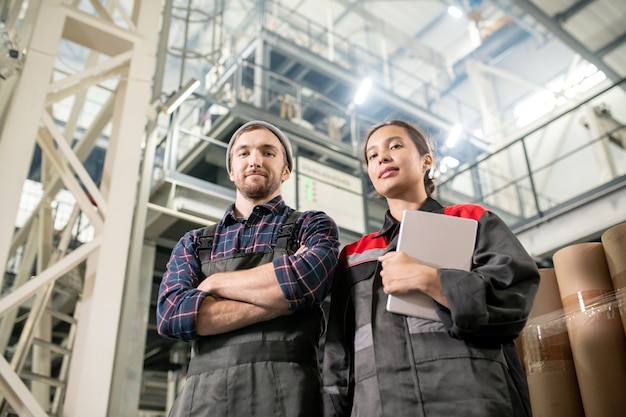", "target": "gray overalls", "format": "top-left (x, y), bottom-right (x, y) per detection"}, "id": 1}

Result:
top-left (168, 212), bottom-right (323, 417)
